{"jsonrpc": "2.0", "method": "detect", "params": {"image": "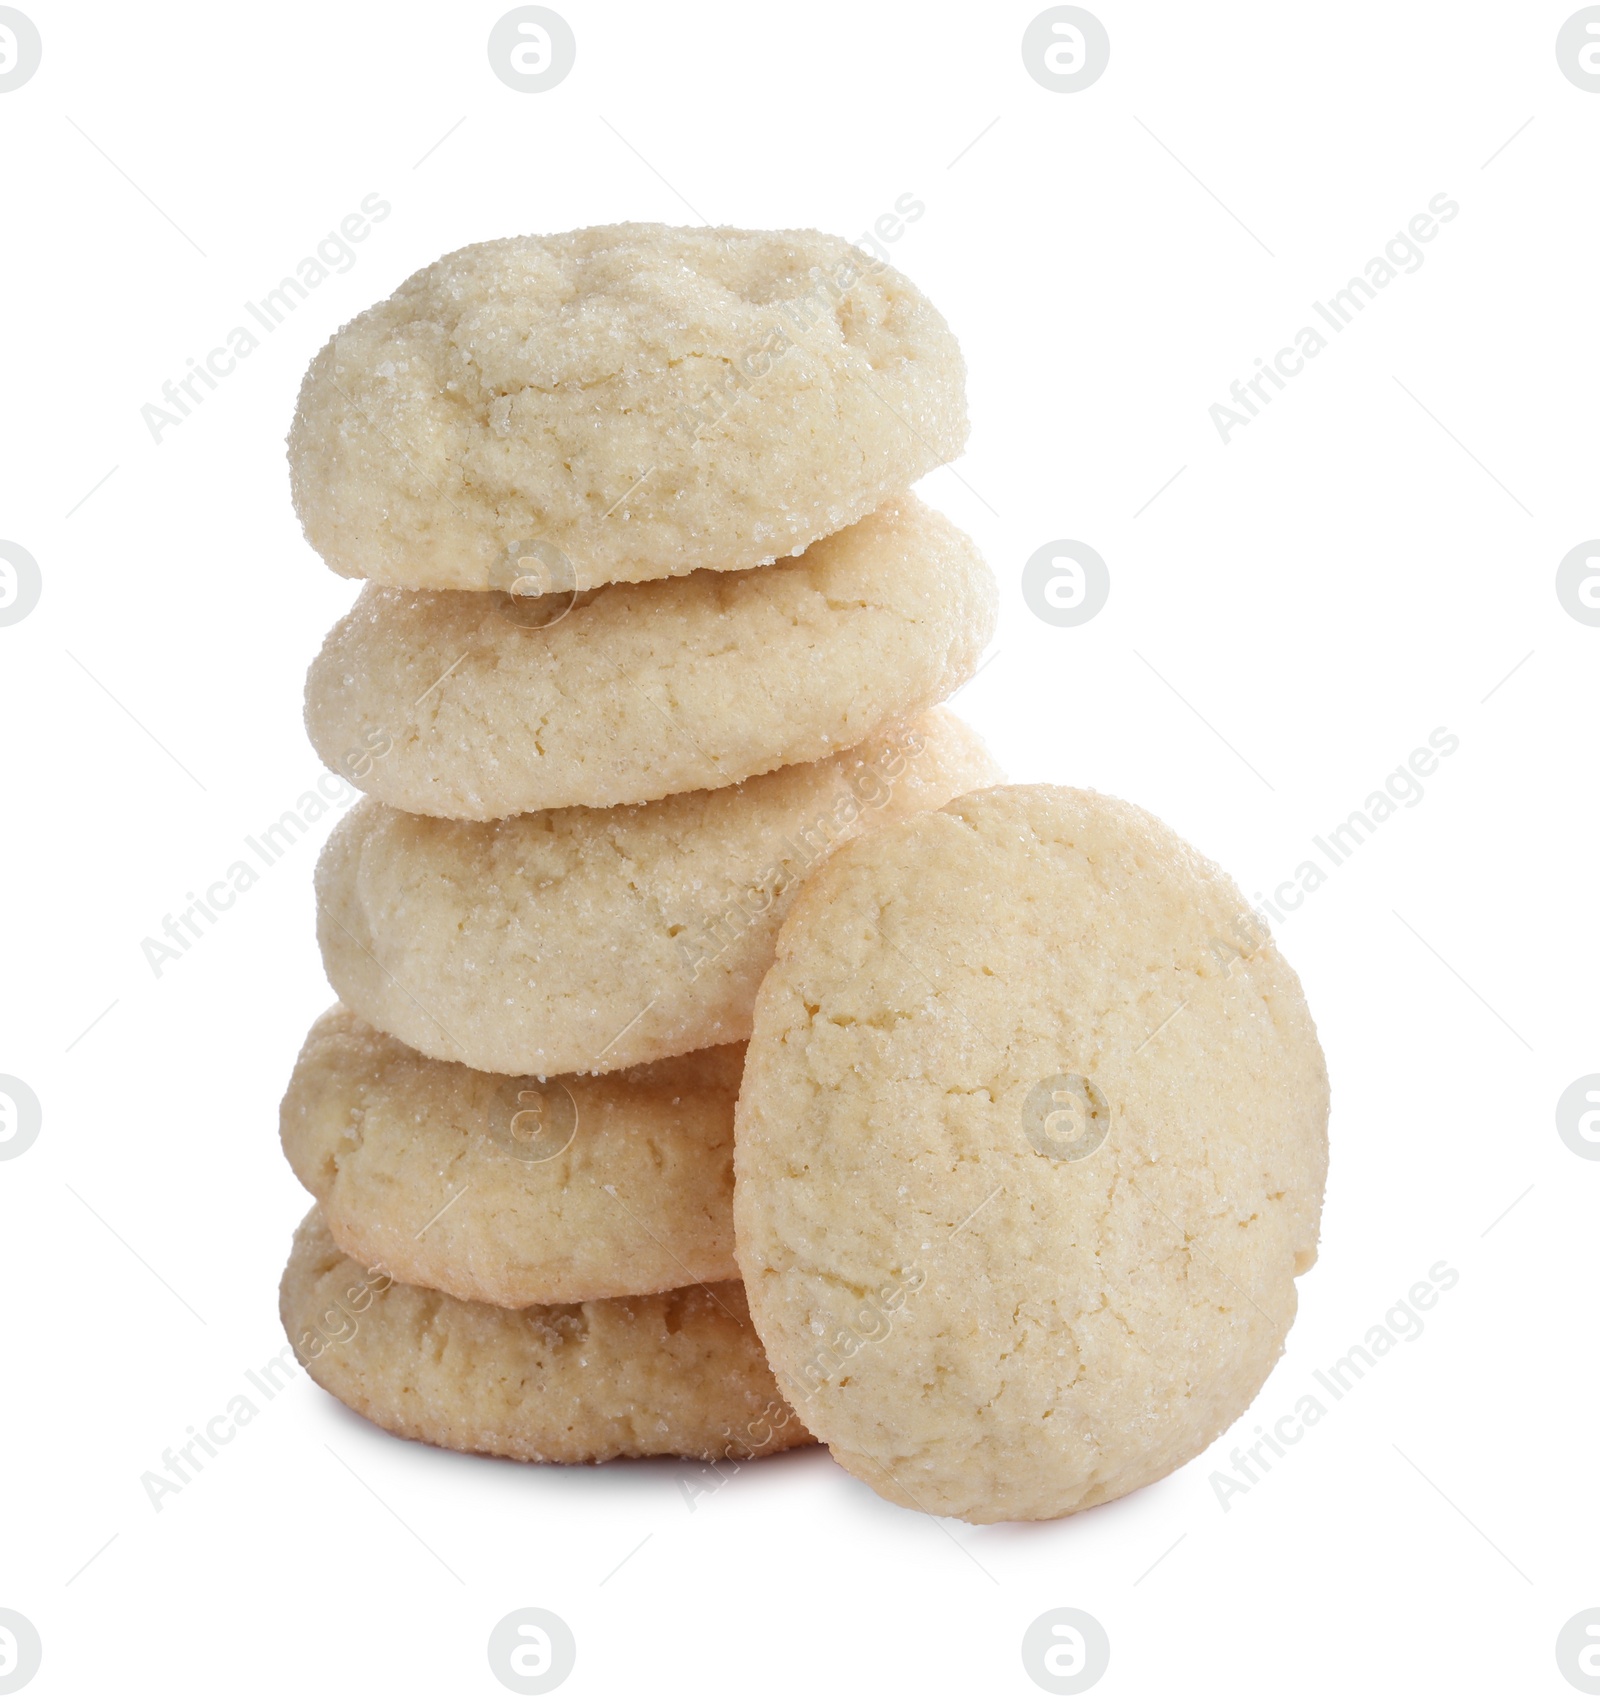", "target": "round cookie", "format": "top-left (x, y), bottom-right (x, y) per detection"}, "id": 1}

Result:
top-left (733, 785), bottom-right (1329, 1525)
top-left (281, 1005), bottom-right (741, 1307)
top-left (280, 1209), bottom-right (812, 1464)
top-left (315, 709), bottom-right (1001, 1077)
top-left (305, 494), bottom-right (997, 819)
top-left (288, 224), bottom-right (967, 592)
